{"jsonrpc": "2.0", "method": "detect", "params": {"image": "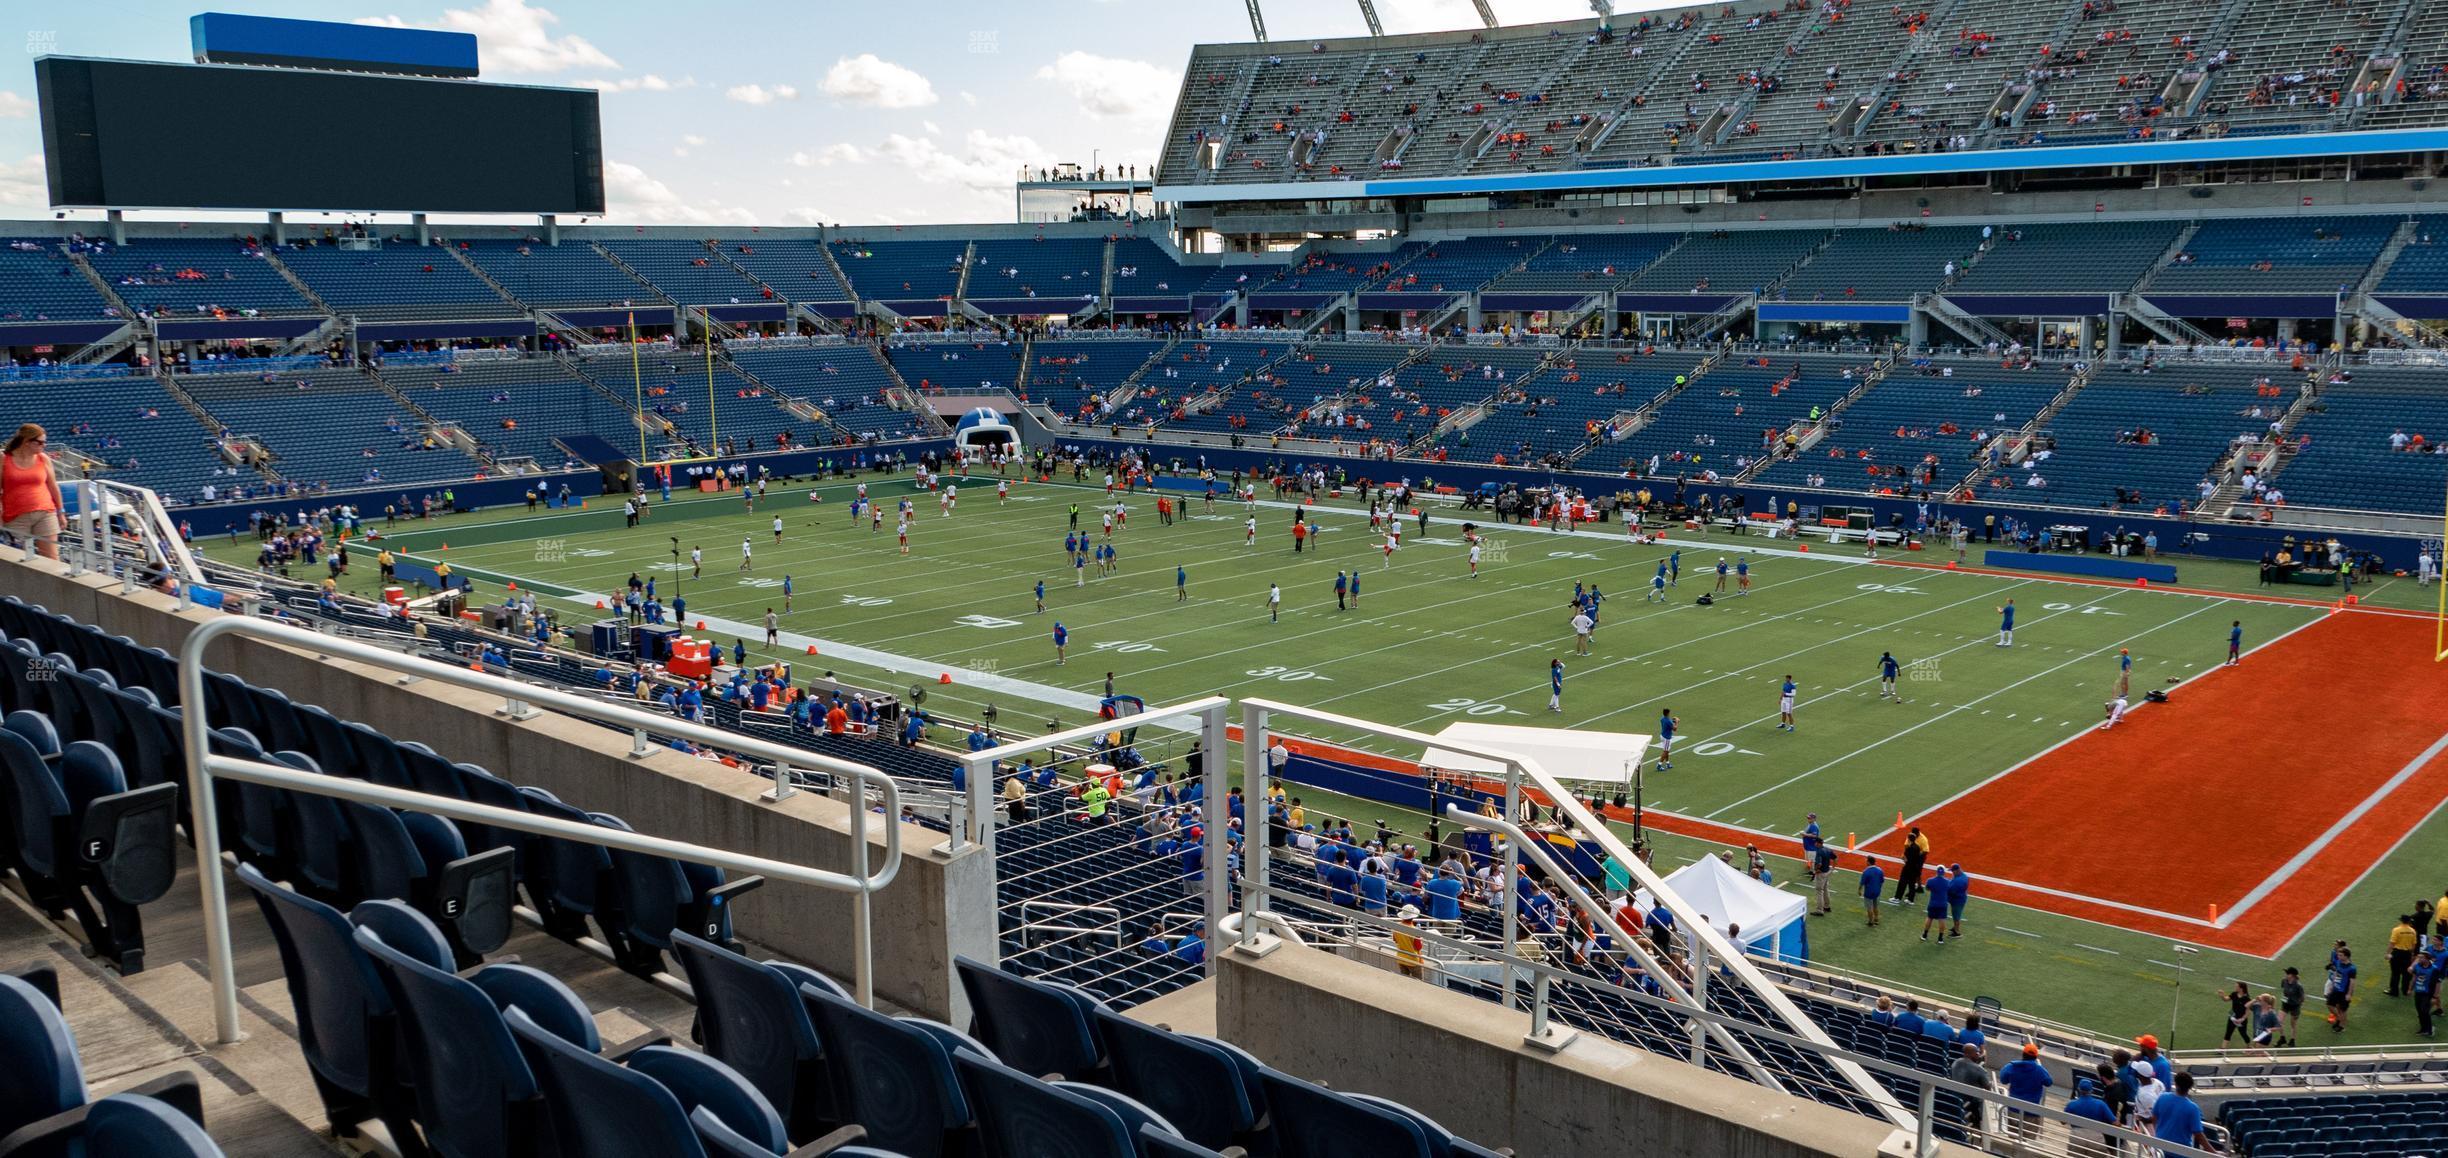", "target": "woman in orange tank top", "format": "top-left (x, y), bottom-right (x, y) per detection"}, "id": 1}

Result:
top-left (2, 423), bottom-right (66, 561)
